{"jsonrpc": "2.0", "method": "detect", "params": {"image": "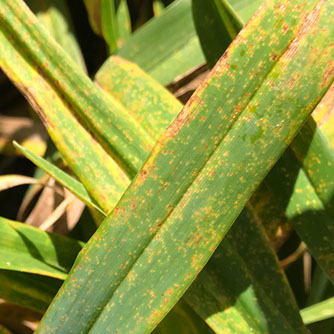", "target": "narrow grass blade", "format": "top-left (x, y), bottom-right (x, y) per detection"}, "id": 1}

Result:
top-left (117, 0), bottom-right (205, 85)
top-left (116, 0), bottom-right (131, 47)
top-left (95, 56), bottom-right (182, 143)
top-left (13, 142), bottom-right (106, 215)
top-left (0, 0), bottom-right (152, 177)
top-left (0, 270), bottom-right (61, 313)
top-left (301, 298), bottom-right (334, 325)
top-left (37, 1), bottom-right (334, 333)
top-left (0, 217), bottom-right (83, 279)
top-left (228, 0), bottom-right (264, 22)
top-left (265, 148), bottom-right (334, 285)
top-left (101, 0), bottom-right (118, 53)
top-left (84, 0), bottom-right (131, 48)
